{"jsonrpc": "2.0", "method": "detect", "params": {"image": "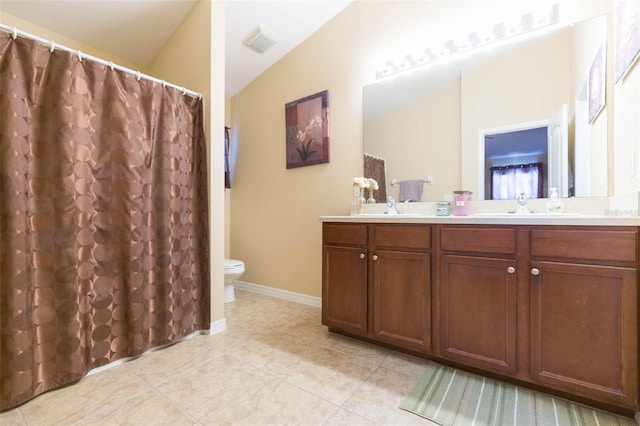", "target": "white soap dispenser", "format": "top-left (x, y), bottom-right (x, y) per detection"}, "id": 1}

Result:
top-left (546, 187), bottom-right (564, 213)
